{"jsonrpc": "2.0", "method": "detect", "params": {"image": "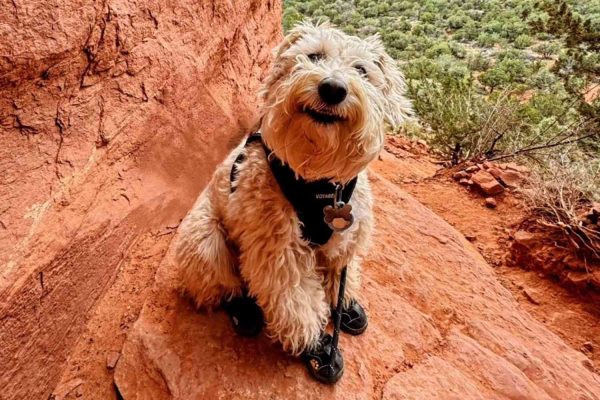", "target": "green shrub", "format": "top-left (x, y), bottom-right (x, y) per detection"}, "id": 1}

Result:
top-left (514, 34), bottom-right (533, 49)
top-left (448, 14), bottom-right (468, 29)
top-left (467, 51), bottom-right (491, 71)
top-left (528, 69), bottom-right (558, 91)
top-left (477, 32), bottom-right (502, 48)
top-left (533, 42), bottom-right (559, 59)
top-left (425, 42), bottom-right (452, 58)
top-left (449, 42), bottom-right (467, 59)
